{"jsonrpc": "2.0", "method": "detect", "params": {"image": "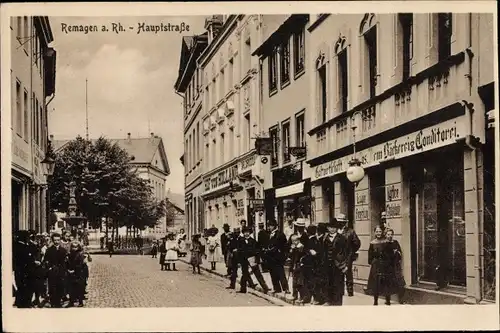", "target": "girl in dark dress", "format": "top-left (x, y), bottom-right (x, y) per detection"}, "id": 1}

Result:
top-left (190, 235), bottom-right (203, 274)
top-left (159, 238), bottom-right (167, 270)
top-left (386, 228), bottom-right (406, 304)
top-left (367, 226), bottom-right (397, 305)
top-left (67, 242), bottom-right (86, 307)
